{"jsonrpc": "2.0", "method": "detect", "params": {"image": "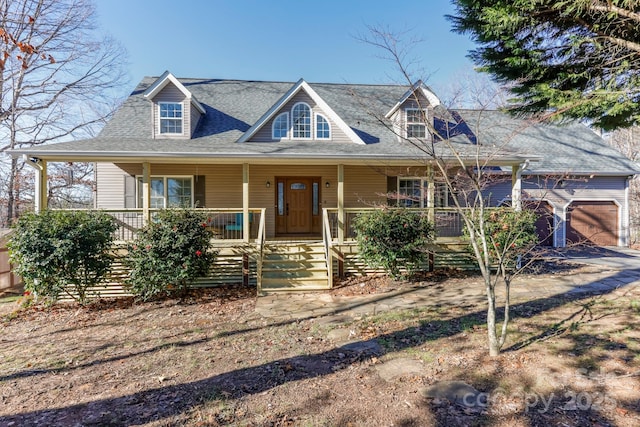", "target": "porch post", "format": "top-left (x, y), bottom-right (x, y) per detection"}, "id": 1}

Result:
top-left (22, 156), bottom-right (47, 212)
top-left (512, 162), bottom-right (523, 211)
top-left (426, 165), bottom-right (435, 221)
top-left (337, 164), bottom-right (344, 243)
top-left (142, 162), bottom-right (151, 224)
top-left (243, 163), bottom-right (249, 242)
